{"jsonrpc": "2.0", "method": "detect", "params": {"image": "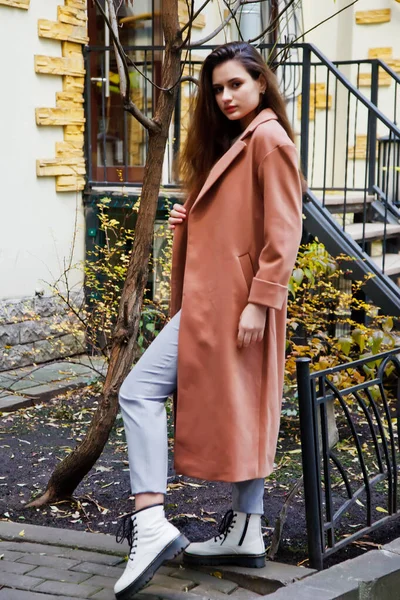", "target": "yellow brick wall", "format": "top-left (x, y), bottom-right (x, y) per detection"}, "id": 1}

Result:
top-left (35, 1), bottom-right (88, 192)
